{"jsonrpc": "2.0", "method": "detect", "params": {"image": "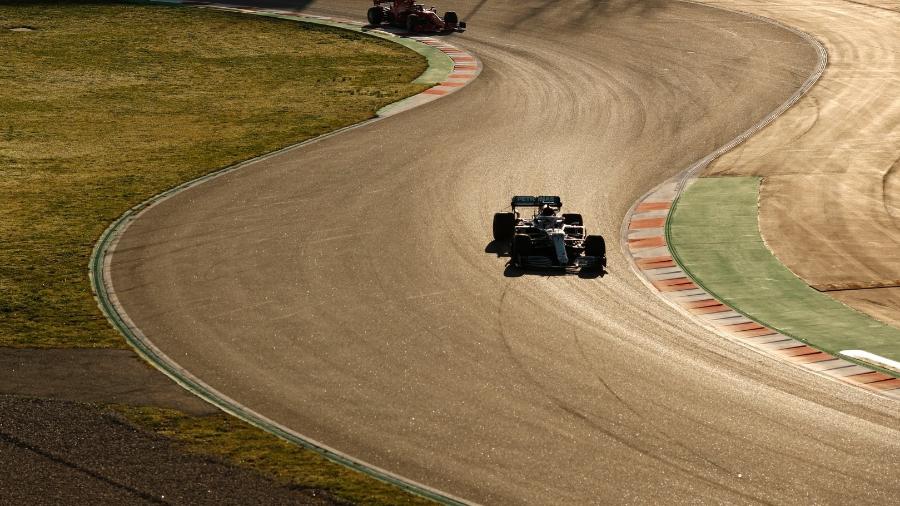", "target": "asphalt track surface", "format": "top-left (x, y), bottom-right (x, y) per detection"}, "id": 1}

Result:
top-left (110, 1), bottom-right (900, 503)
